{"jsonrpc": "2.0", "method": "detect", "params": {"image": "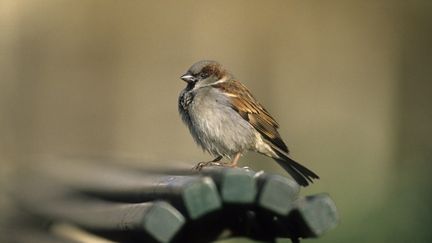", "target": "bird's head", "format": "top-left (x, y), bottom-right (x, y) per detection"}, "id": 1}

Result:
top-left (180, 60), bottom-right (229, 89)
